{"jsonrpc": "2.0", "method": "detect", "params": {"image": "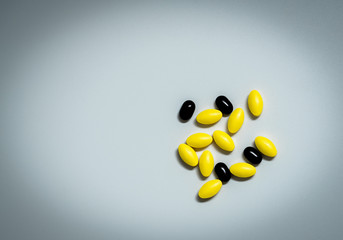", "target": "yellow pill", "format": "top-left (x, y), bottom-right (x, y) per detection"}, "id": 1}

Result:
top-left (196, 109), bottom-right (222, 125)
top-left (199, 150), bottom-right (214, 177)
top-left (198, 179), bottom-right (222, 199)
top-left (248, 90), bottom-right (263, 117)
top-left (255, 136), bottom-right (277, 157)
top-left (178, 144), bottom-right (198, 167)
top-left (213, 130), bottom-right (235, 152)
top-left (230, 163), bottom-right (256, 178)
top-left (186, 133), bottom-right (213, 148)
top-left (227, 108), bottom-right (244, 133)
